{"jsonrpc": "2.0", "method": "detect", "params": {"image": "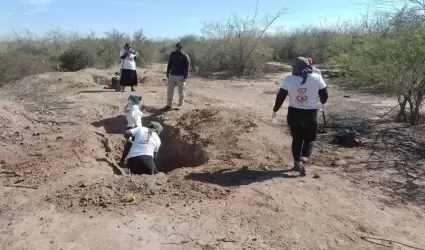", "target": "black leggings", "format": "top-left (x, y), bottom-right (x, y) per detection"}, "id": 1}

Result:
top-left (127, 155), bottom-right (156, 175)
top-left (287, 106), bottom-right (318, 161)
